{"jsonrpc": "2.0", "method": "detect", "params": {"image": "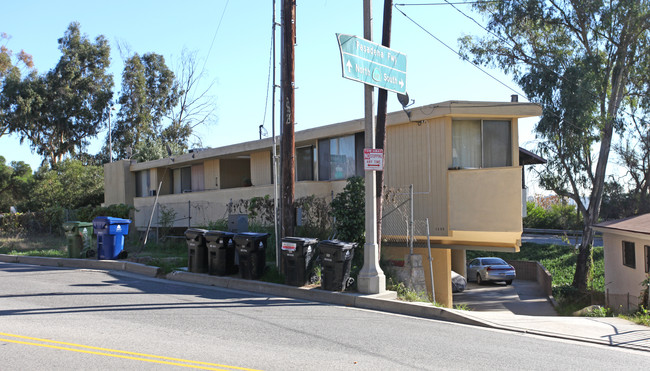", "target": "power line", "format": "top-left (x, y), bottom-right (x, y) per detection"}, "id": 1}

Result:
top-left (395, 1), bottom-right (495, 5)
top-left (393, 5), bottom-right (527, 99)
top-left (260, 20), bottom-right (275, 136)
top-left (202, 0), bottom-right (230, 72)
